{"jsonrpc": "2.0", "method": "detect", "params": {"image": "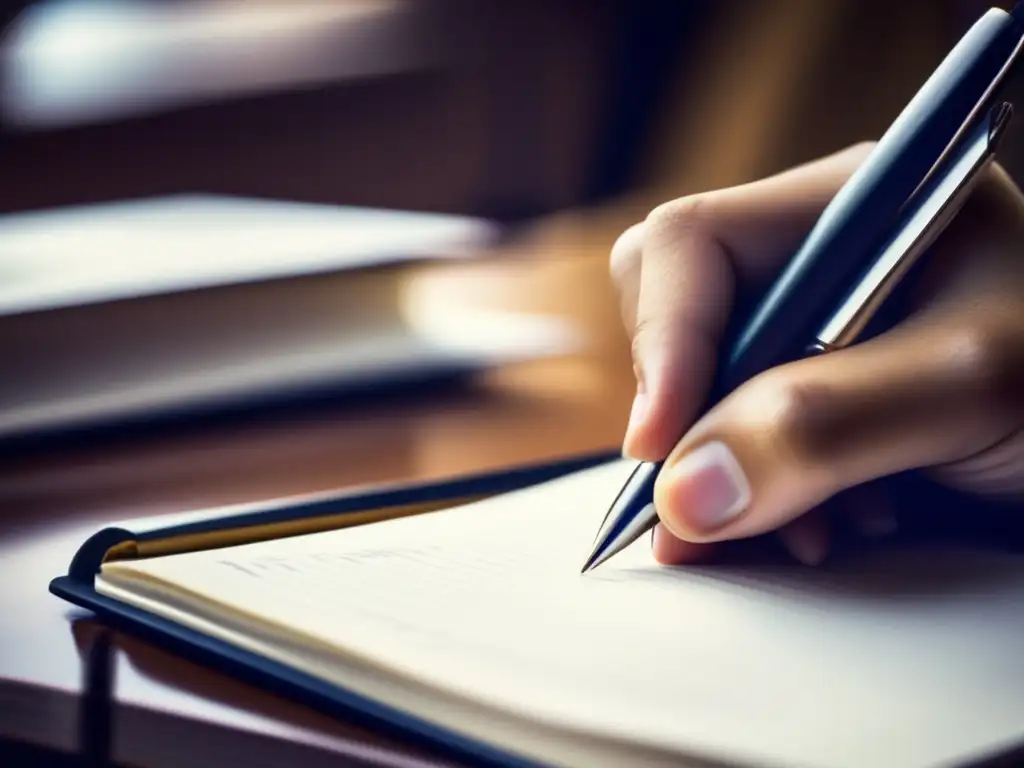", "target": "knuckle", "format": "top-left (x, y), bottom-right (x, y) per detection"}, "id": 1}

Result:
top-left (645, 194), bottom-right (713, 241)
top-left (734, 373), bottom-right (833, 466)
top-left (946, 323), bottom-right (1024, 411)
top-left (608, 222), bottom-right (643, 286)
top-left (630, 316), bottom-right (655, 360)
top-left (629, 314), bottom-right (672, 368)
